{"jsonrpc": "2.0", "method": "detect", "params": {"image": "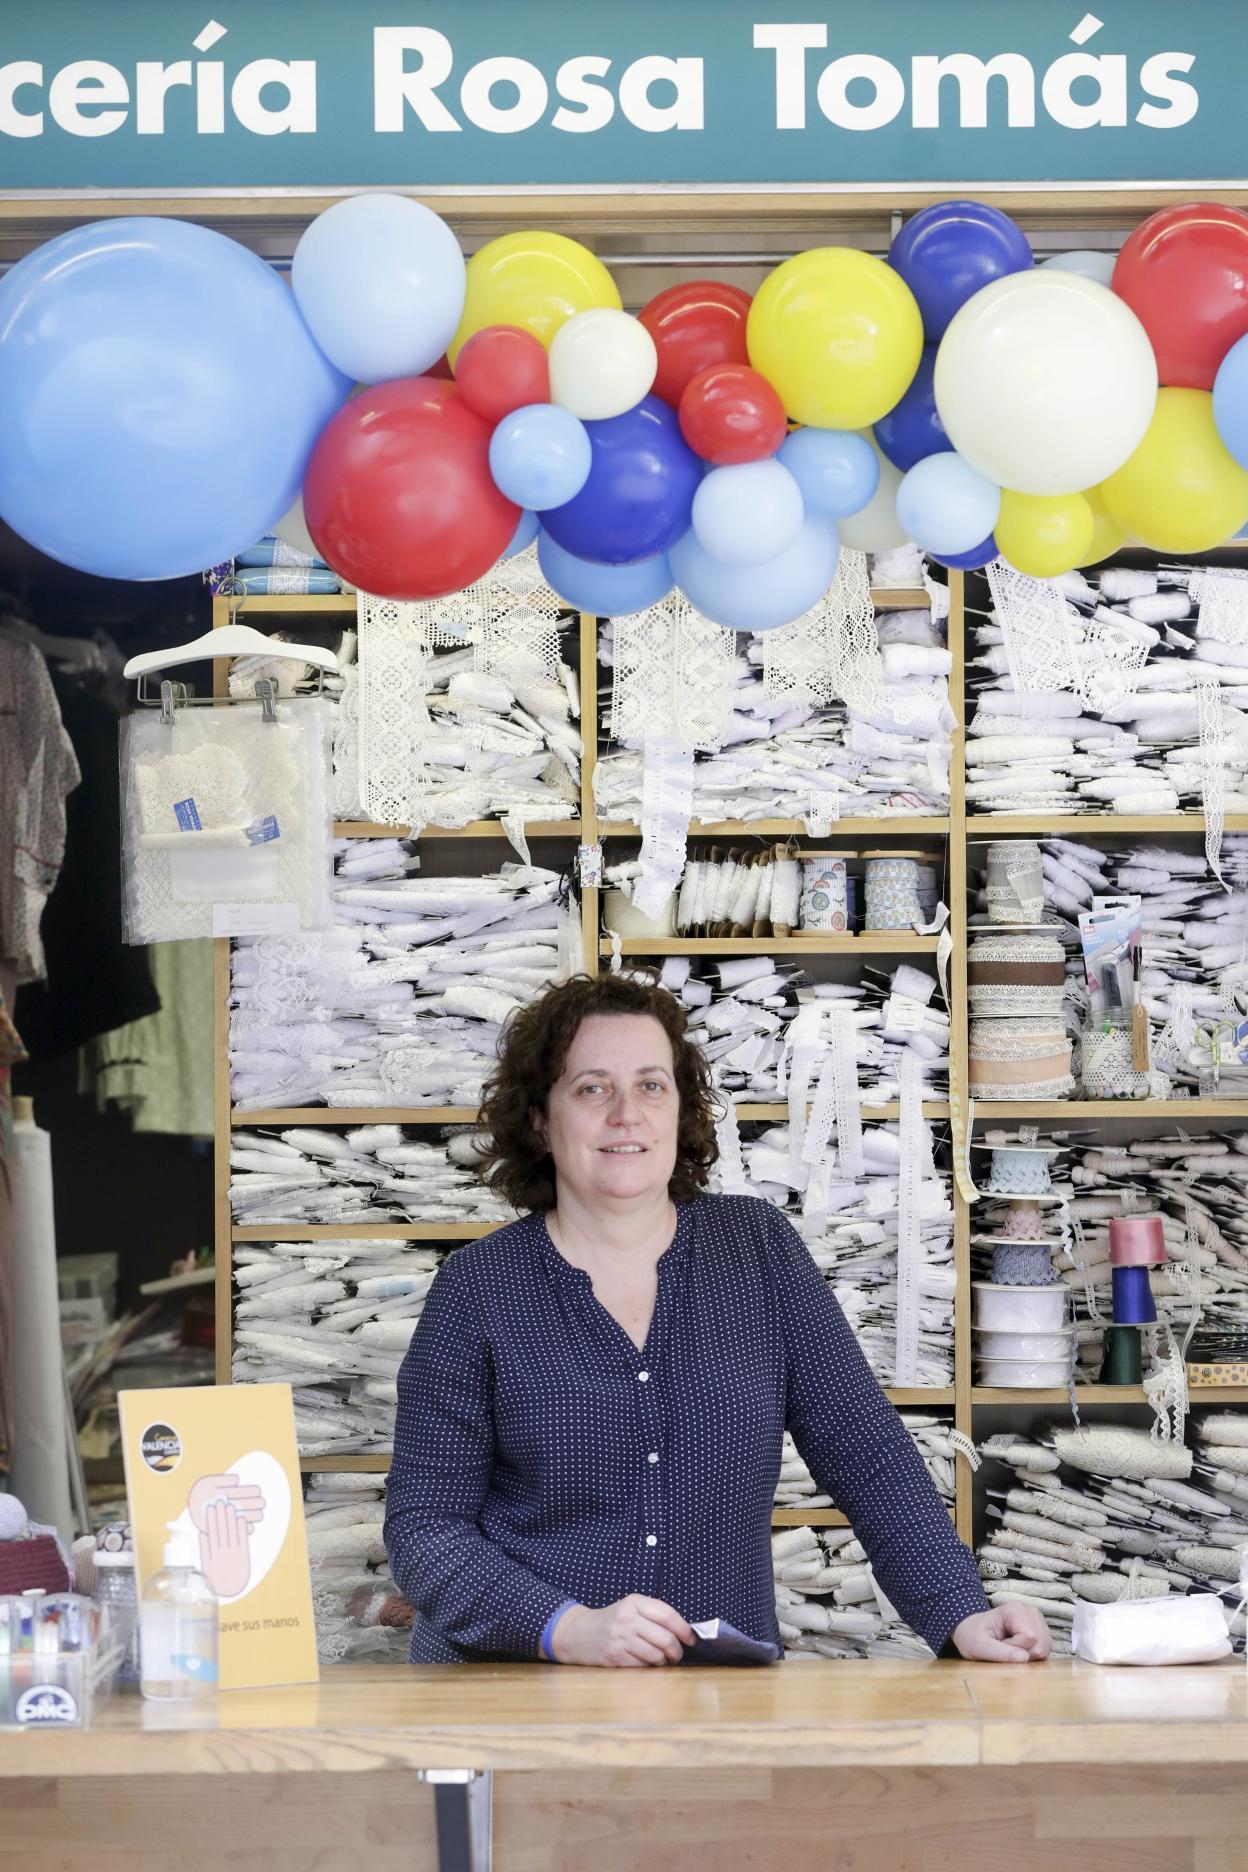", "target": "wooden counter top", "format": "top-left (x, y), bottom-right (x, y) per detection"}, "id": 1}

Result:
top-left (3, 1657), bottom-right (1247, 1778)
